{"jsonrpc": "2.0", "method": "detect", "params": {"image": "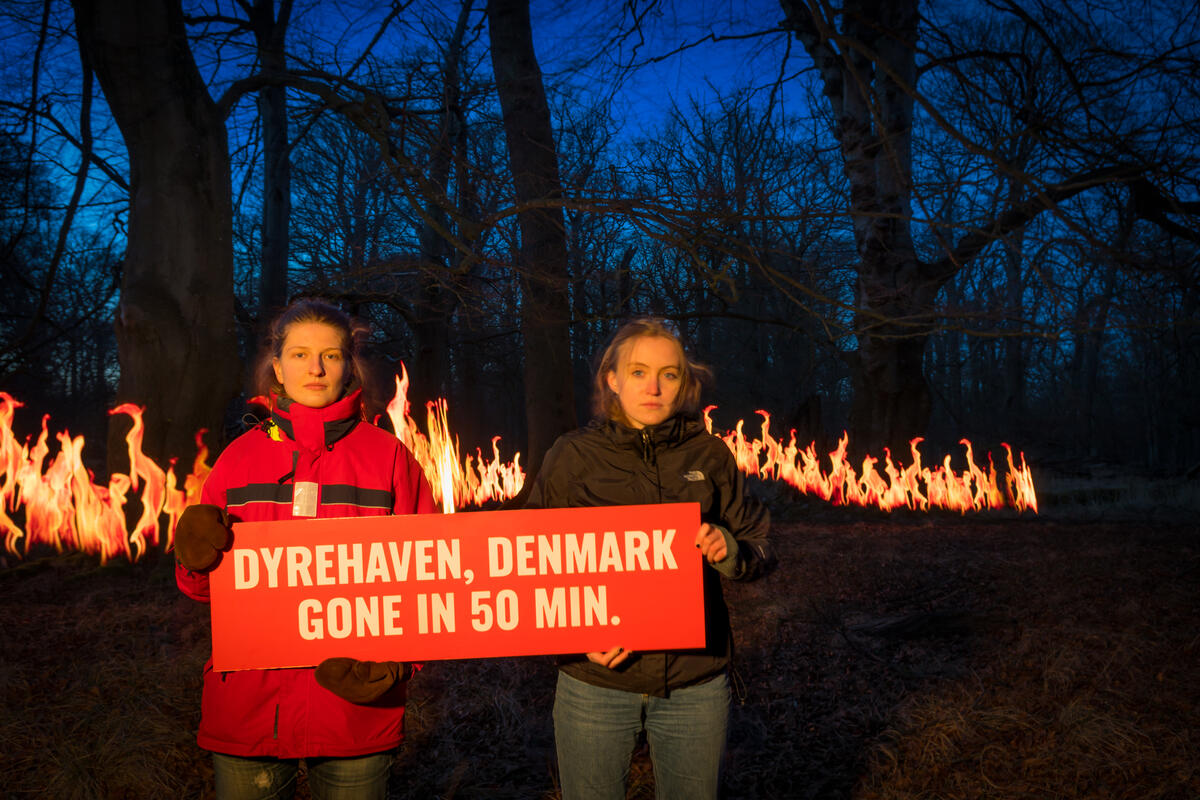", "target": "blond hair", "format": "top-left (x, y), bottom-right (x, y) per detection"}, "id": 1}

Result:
top-left (591, 318), bottom-right (711, 422)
